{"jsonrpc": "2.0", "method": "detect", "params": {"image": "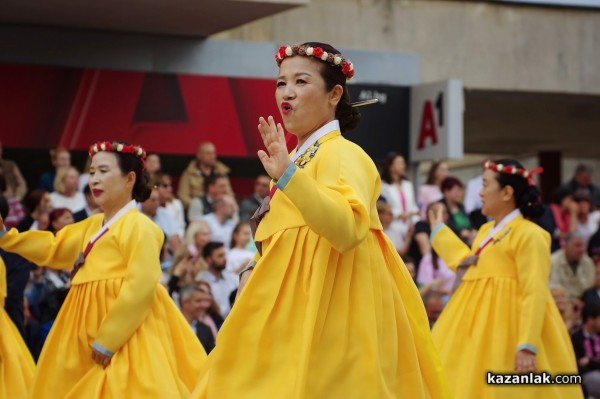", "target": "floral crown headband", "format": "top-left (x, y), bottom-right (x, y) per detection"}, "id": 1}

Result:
top-left (484, 160), bottom-right (543, 185)
top-left (275, 44), bottom-right (355, 79)
top-left (89, 141), bottom-right (147, 164)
